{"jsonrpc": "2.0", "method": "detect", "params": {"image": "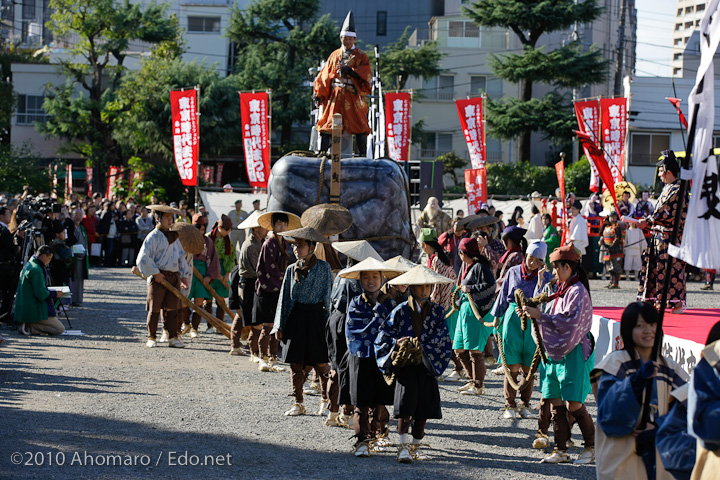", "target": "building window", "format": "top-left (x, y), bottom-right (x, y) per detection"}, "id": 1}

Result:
top-left (187, 16), bottom-right (221, 33)
top-left (449, 21), bottom-right (463, 38)
top-left (697, 3), bottom-right (705, 12)
top-left (422, 75), bottom-right (454, 100)
top-left (675, 23), bottom-right (682, 31)
top-left (449, 21), bottom-right (479, 38)
top-left (420, 132), bottom-right (453, 158)
top-left (470, 76), bottom-right (486, 95)
top-left (630, 132), bottom-right (670, 165)
top-left (16, 94), bottom-right (47, 125)
top-left (673, 52), bottom-right (682, 60)
top-left (22, 0), bottom-right (34, 19)
top-left (377, 11), bottom-right (387, 36)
